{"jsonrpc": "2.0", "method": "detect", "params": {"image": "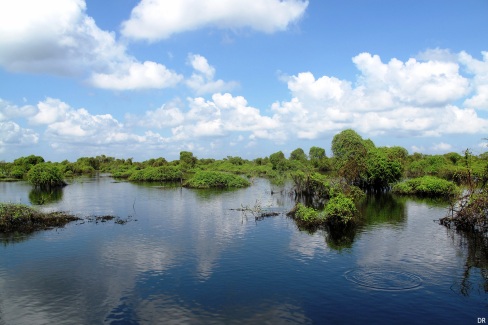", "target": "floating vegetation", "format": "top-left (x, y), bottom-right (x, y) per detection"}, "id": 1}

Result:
top-left (82, 215), bottom-right (135, 225)
top-left (232, 200), bottom-right (281, 221)
top-left (0, 203), bottom-right (80, 233)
